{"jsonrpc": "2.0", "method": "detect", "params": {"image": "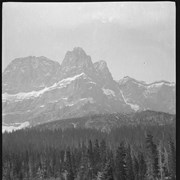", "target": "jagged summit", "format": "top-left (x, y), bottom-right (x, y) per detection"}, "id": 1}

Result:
top-left (60, 47), bottom-right (96, 80)
top-left (61, 47), bottom-right (93, 69)
top-left (72, 47), bottom-right (87, 55)
top-left (94, 60), bottom-right (113, 81)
